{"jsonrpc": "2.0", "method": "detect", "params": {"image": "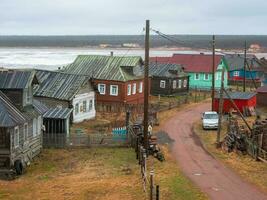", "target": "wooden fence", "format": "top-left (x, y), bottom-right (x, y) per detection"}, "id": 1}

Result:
top-left (43, 133), bottom-right (129, 148)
